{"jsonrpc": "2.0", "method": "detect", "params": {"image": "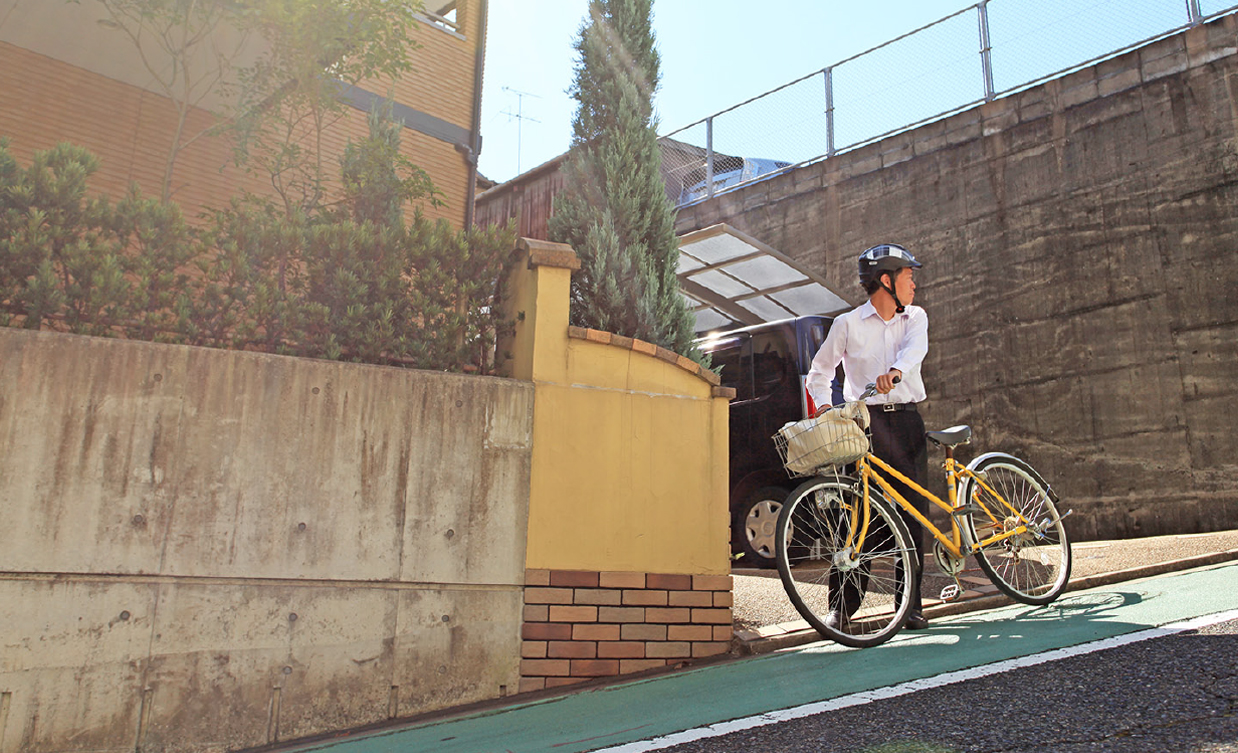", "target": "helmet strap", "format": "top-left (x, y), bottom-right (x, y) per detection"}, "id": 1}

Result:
top-left (880, 274), bottom-right (906, 314)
